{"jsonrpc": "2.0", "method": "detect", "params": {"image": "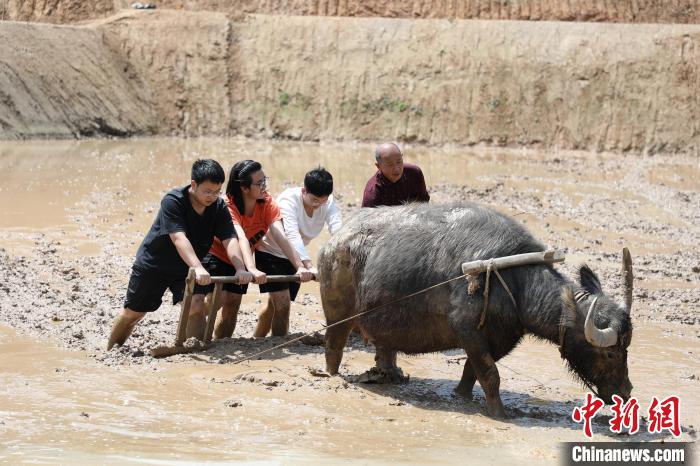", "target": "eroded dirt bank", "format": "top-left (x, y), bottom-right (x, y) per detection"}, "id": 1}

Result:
top-left (0, 20), bottom-right (156, 139)
top-left (2, 11), bottom-right (699, 154)
top-left (2, 0), bottom-right (700, 24)
top-left (0, 139), bottom-right (697, 462)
